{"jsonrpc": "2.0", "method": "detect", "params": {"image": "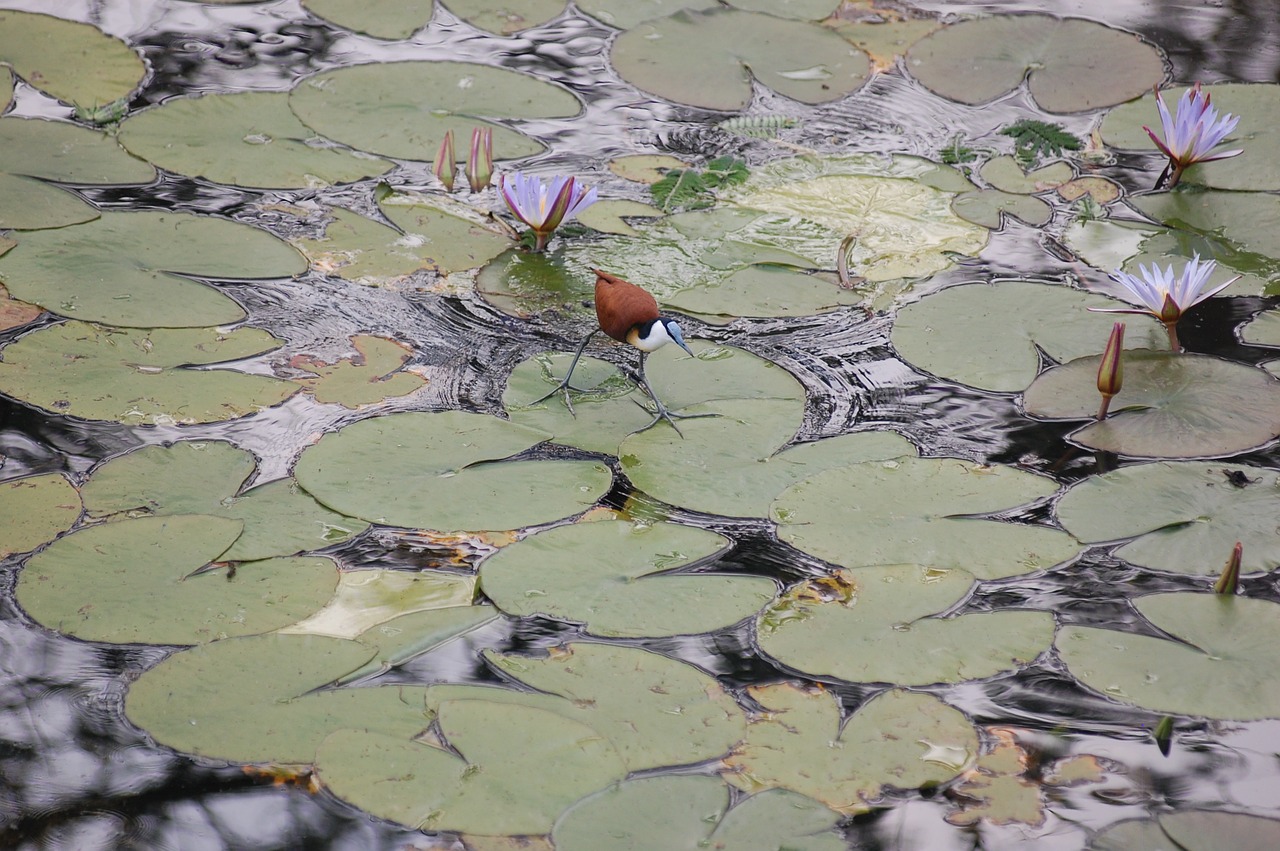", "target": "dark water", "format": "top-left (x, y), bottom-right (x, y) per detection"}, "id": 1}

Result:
top-left (3, 1), bottom-right (1280, 849)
